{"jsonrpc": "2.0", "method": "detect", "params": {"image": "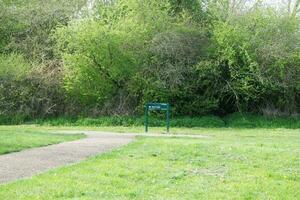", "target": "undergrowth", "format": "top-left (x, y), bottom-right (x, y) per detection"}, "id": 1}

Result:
top-left (0, 113), bottom-right (299, 129)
